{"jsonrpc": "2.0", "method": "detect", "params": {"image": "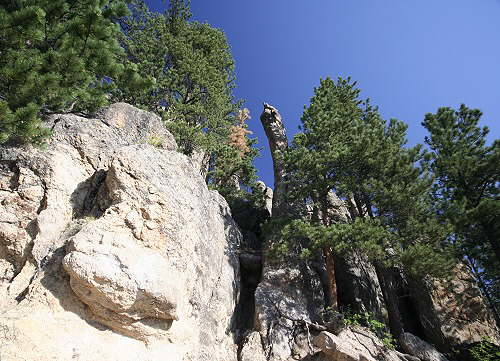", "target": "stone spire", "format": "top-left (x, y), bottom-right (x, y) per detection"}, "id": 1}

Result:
top-left (260, 103), bottom-right (290, 218)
